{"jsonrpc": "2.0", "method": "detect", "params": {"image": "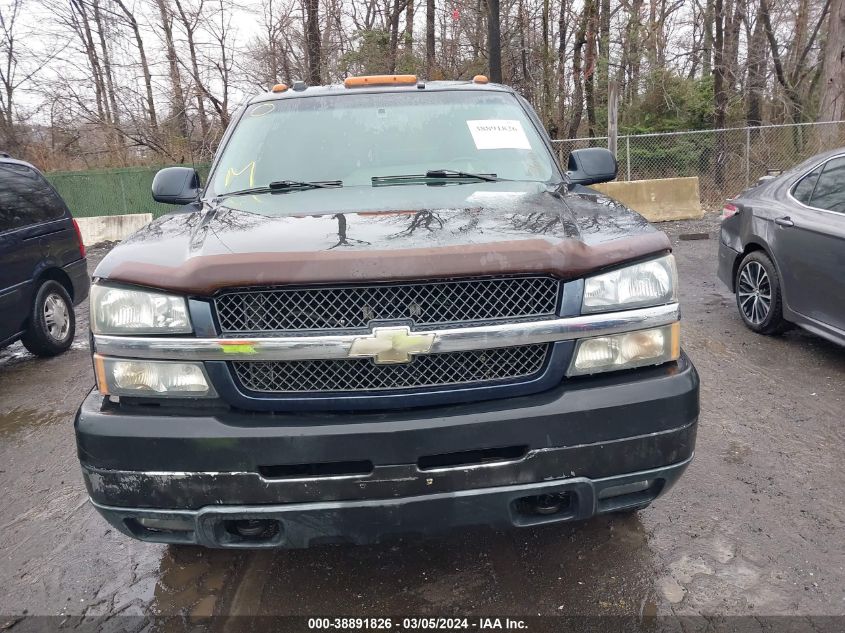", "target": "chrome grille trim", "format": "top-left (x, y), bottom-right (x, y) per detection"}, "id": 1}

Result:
top-left (92, 303), bottom-right (681, 362)
top-left (232, 345), bottom-right (550, 393)
top-left (213, 277), bottom-right (561, 334)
